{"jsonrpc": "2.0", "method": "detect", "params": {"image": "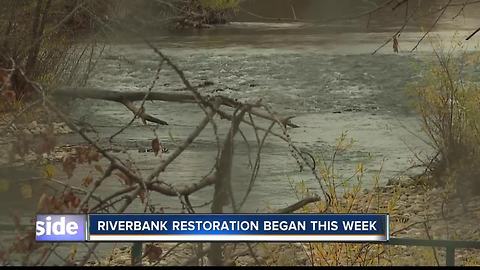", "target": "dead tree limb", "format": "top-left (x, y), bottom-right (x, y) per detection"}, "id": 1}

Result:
top-left (211, 107), bottom-right (246, 213)
top-left (208, 107), bottom-right (247, 266)
top-left (52, 87), bottom-right (299, 128)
